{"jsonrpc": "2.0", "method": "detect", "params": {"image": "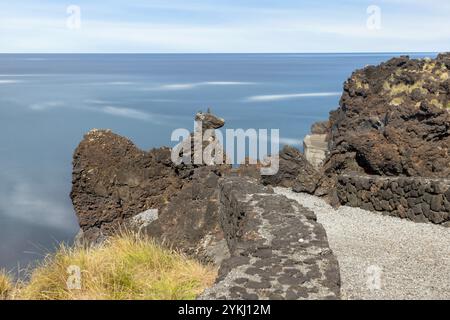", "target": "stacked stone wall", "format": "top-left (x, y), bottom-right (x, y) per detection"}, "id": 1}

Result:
top-left (337, 174), bottom-right (450, 226)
